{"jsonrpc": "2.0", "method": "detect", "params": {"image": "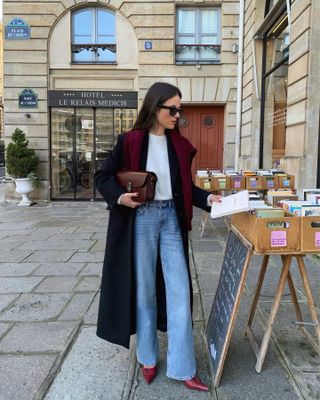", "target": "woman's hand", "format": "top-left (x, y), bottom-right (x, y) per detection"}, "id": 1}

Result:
top-left (208, 194), bottom-right (222, 204)
top-left (119, 192), bottom-right (141, 208)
